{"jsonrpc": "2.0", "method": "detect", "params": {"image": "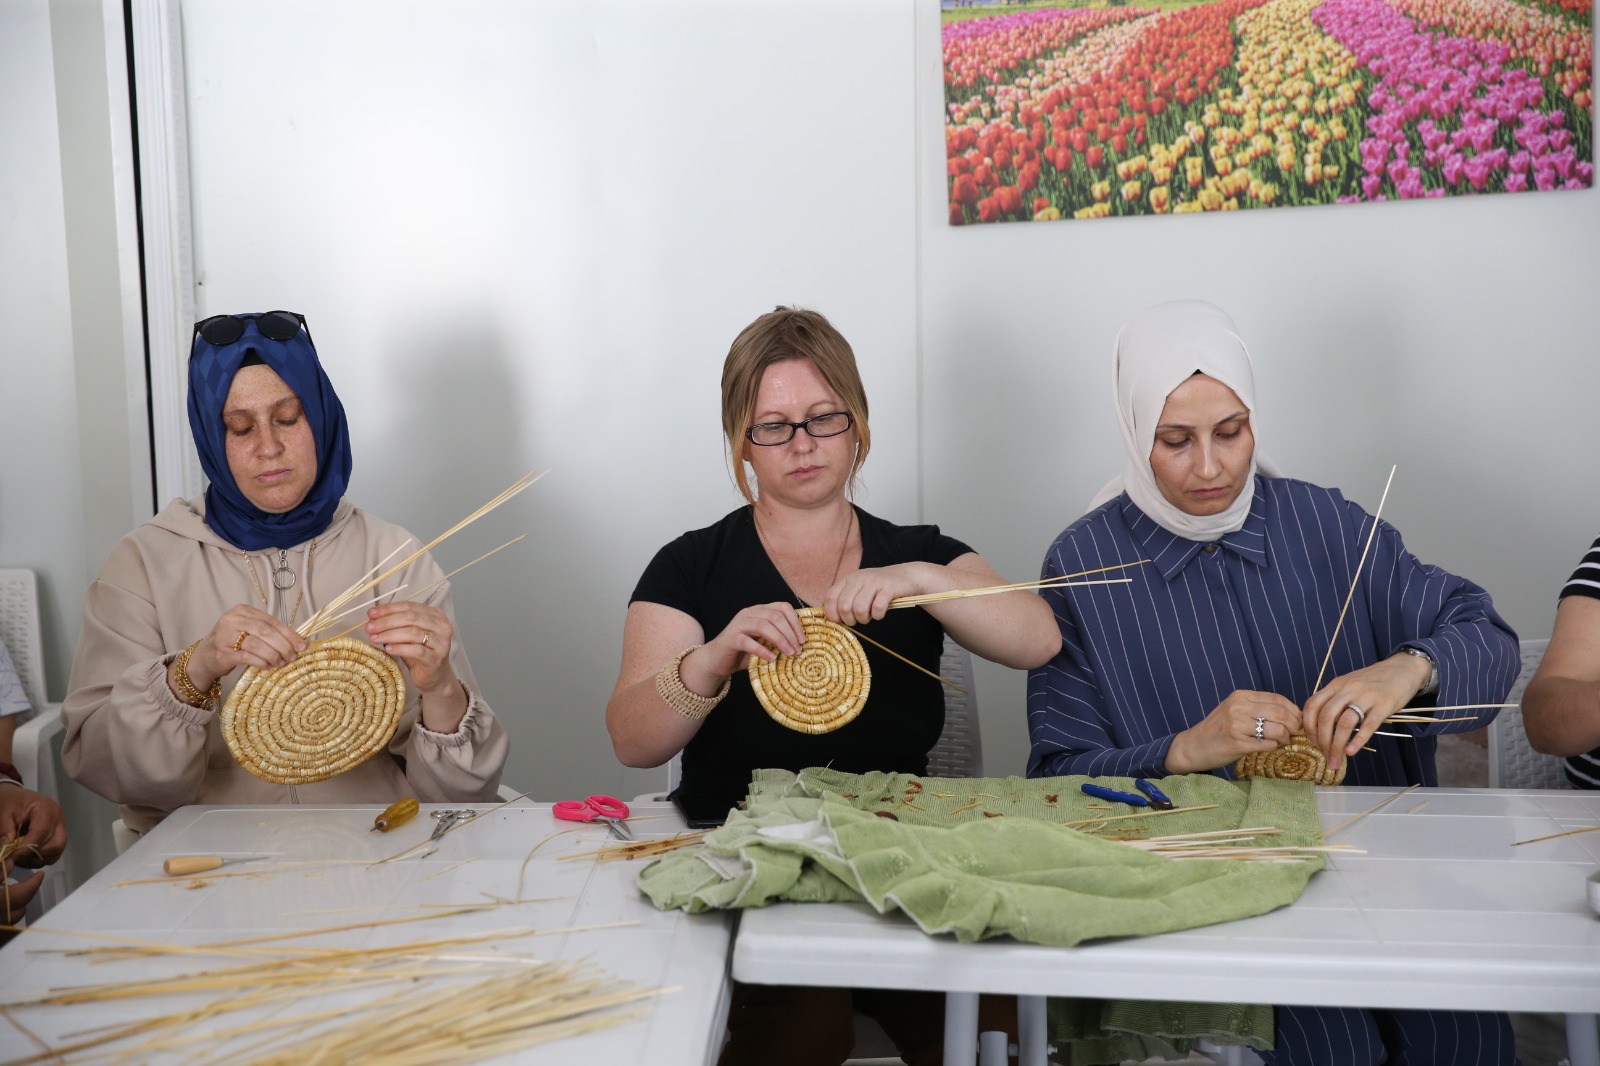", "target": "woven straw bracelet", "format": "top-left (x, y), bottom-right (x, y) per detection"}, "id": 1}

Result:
top-left (656, 646), bottom-right (730, 721)
top-left (173, 640), bottom-right (221, 710)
